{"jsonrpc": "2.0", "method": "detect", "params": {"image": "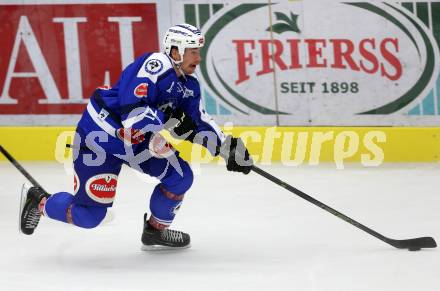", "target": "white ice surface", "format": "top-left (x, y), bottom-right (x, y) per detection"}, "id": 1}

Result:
top-left (1, 162), bottom-right (439, 291)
